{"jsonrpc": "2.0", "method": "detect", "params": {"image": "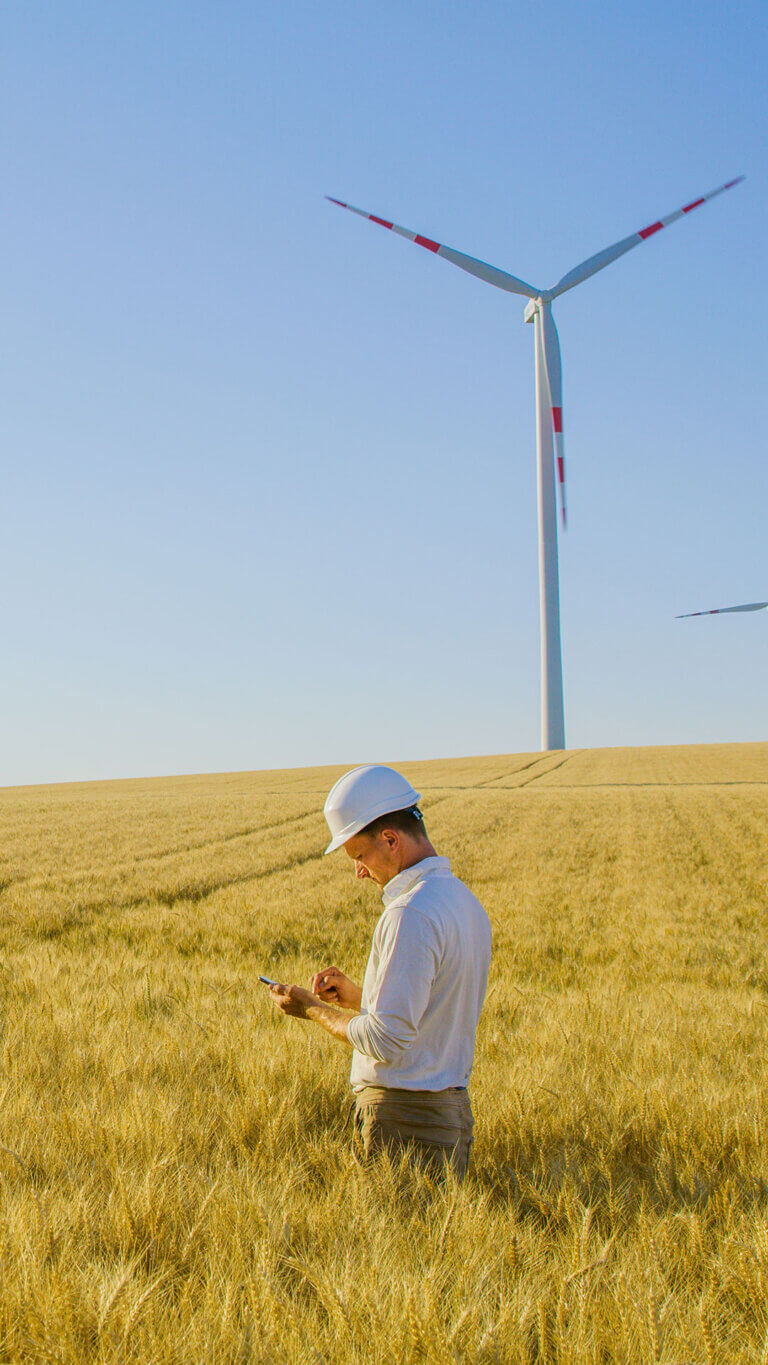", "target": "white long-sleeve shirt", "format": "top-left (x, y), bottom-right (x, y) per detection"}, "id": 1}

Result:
top-left (346, 856), bottom-right (492, 1092)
